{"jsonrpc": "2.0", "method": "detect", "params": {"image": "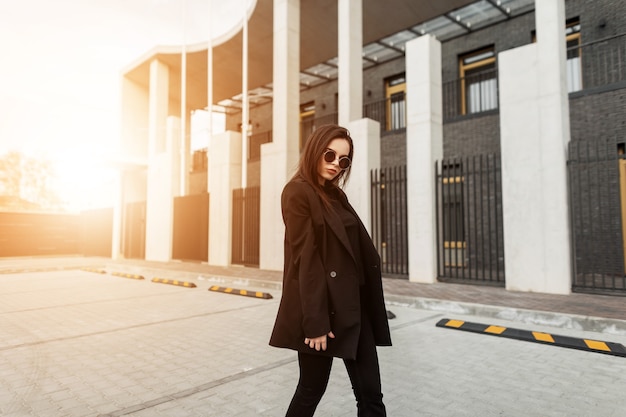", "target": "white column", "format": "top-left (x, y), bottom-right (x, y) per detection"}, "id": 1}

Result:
top-left (180, 0), bottom-right (189, 195)
top-left (499, 0), bottom-right (571, 294)
top-left (145, 115), bottom-right (181, 262)
top-left (338, 0), bottom-right (363, 126)
top-left (206, 0), bottom-right (213, 263)
top-left (406, 35), bottom-right (443, 283)
top-left (344, 118), bottom-right (380, 235)
top-left (241, 0), bottom-right (249, 188)
top-left (208, 131), bottom-right (242, 266)
top-left (145, 59), bottom-right (169, 261)
top-left (259, 0), bottom-right (300, 271)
